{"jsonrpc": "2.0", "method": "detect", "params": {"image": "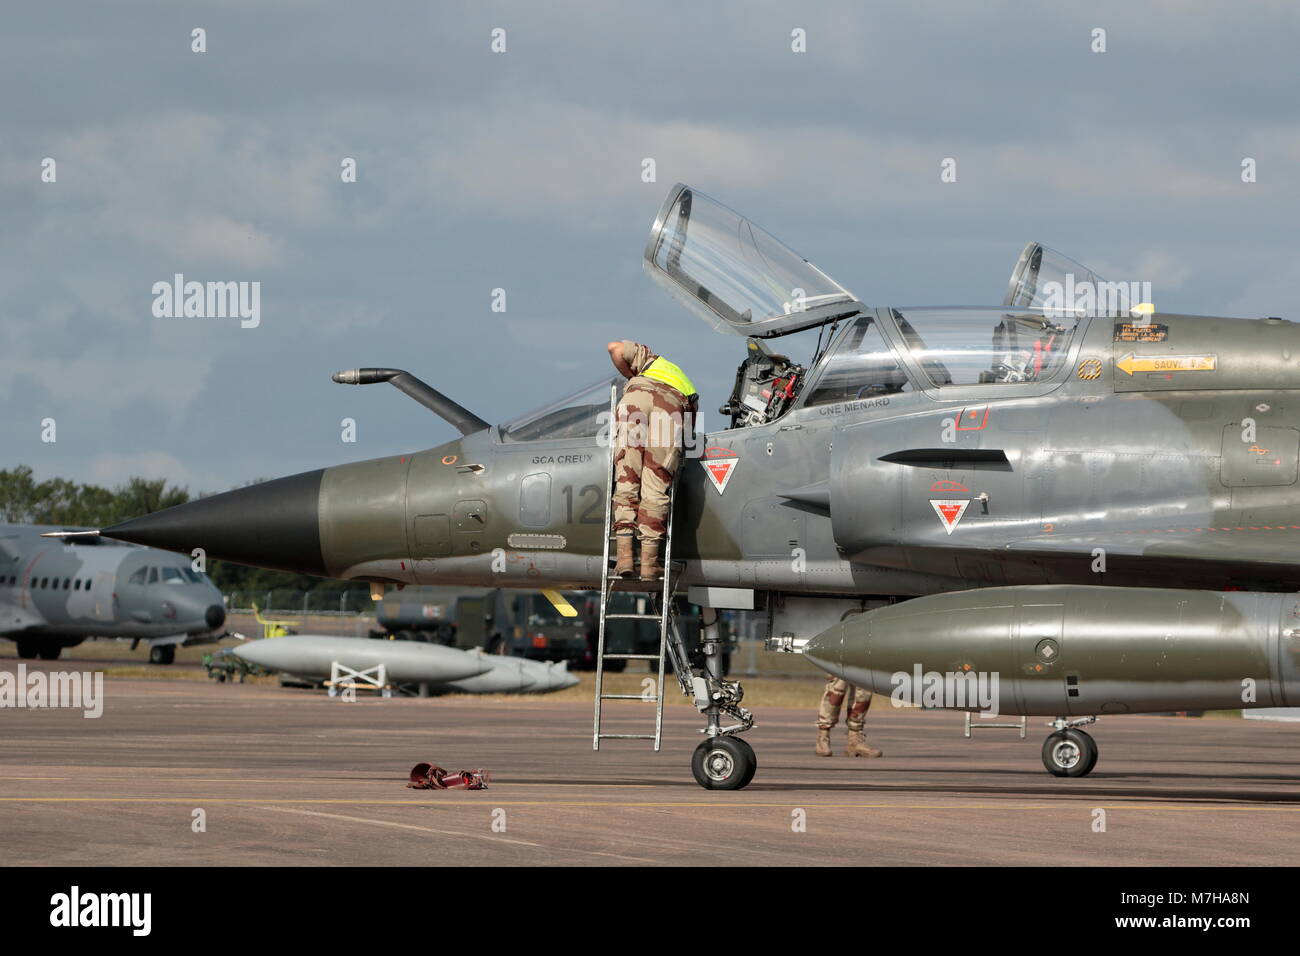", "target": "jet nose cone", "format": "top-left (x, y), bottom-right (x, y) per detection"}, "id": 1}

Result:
top-left (205, 605), bottom-right (226, 630)
top-left (101, 470), bottom-right (327, 576)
